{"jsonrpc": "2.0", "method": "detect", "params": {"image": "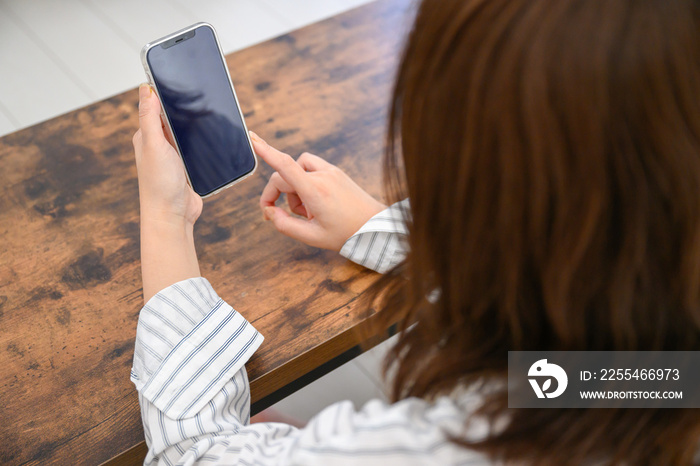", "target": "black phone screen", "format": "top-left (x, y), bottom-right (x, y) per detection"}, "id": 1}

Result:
top-left (146, 25), bottom-right (256, 196)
